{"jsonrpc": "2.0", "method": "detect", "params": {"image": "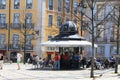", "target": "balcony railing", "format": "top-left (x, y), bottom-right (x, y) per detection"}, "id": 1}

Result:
top-left (1, 44), bottom-right (34, 51)
top-left (96, 38), bottom-right (104, 42)
top-left (9, 44), bottom-right (21, 50)
top-left (26, 4), bottom-right (32, 9)
top-left (110, 37), bottom-right (116, 42)
top-left (11, 23), bottom-right (21, 29)
top-left (103, 37), bottom-right (107, 43)
top-left (22, 23), bottom-right (34, 29)
top-left (0, 23), bottom-right (7, 29)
